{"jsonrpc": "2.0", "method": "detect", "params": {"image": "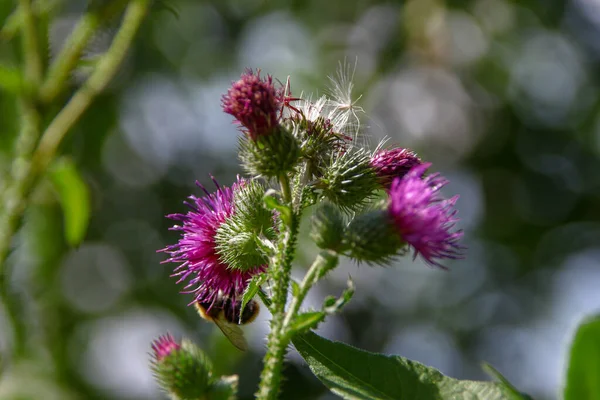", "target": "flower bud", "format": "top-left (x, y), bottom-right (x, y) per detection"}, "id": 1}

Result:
top-left (215, 180), bottom-right (274, 272)
top-left (151, 335), bottom-right (214, 400)
top-left (319, 149), bottom-right (379, 212)
top-left (293, 114), bottom-right (347, 180)
top-left (370, 147), bottom-right (421, 190)
top-left (310, 203), bottom-right (346, 251)
top-left (238, 124), bottom-right (301, 178)
top-left (342, 210), bottom-right (406, 265)
top-left (222, 70), bottom-right (280, 140)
